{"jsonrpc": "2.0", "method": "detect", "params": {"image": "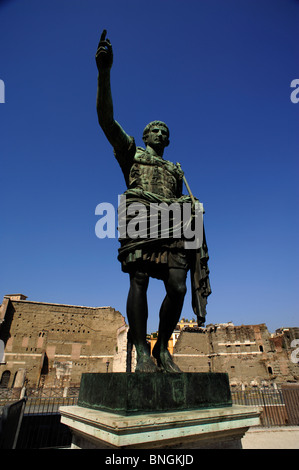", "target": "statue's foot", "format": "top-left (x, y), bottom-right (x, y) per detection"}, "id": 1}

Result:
top-left (152, 345), bottom-right (182, 373)
top-left (135, 353), bottom-right (159, 373)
